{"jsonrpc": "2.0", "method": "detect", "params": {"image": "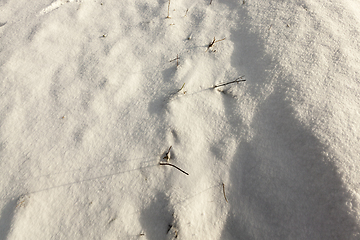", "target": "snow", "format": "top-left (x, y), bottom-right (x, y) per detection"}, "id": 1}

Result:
top-left (0, 0), bottom-right (360, 239)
